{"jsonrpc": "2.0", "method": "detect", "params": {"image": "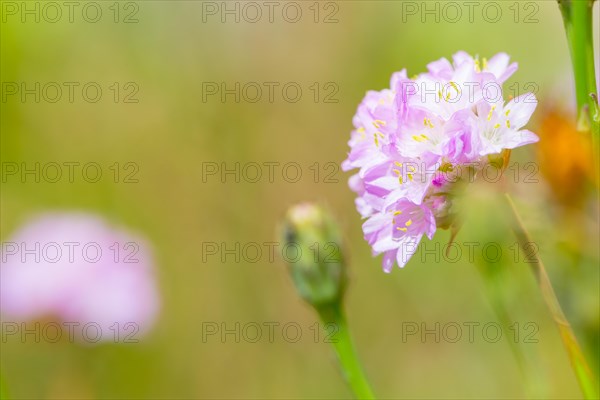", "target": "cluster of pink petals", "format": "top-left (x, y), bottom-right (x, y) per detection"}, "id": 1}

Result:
top-left (342, 51), bottom-right (538, 272)
top-left (0, 213), bottom-right (160, 342)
